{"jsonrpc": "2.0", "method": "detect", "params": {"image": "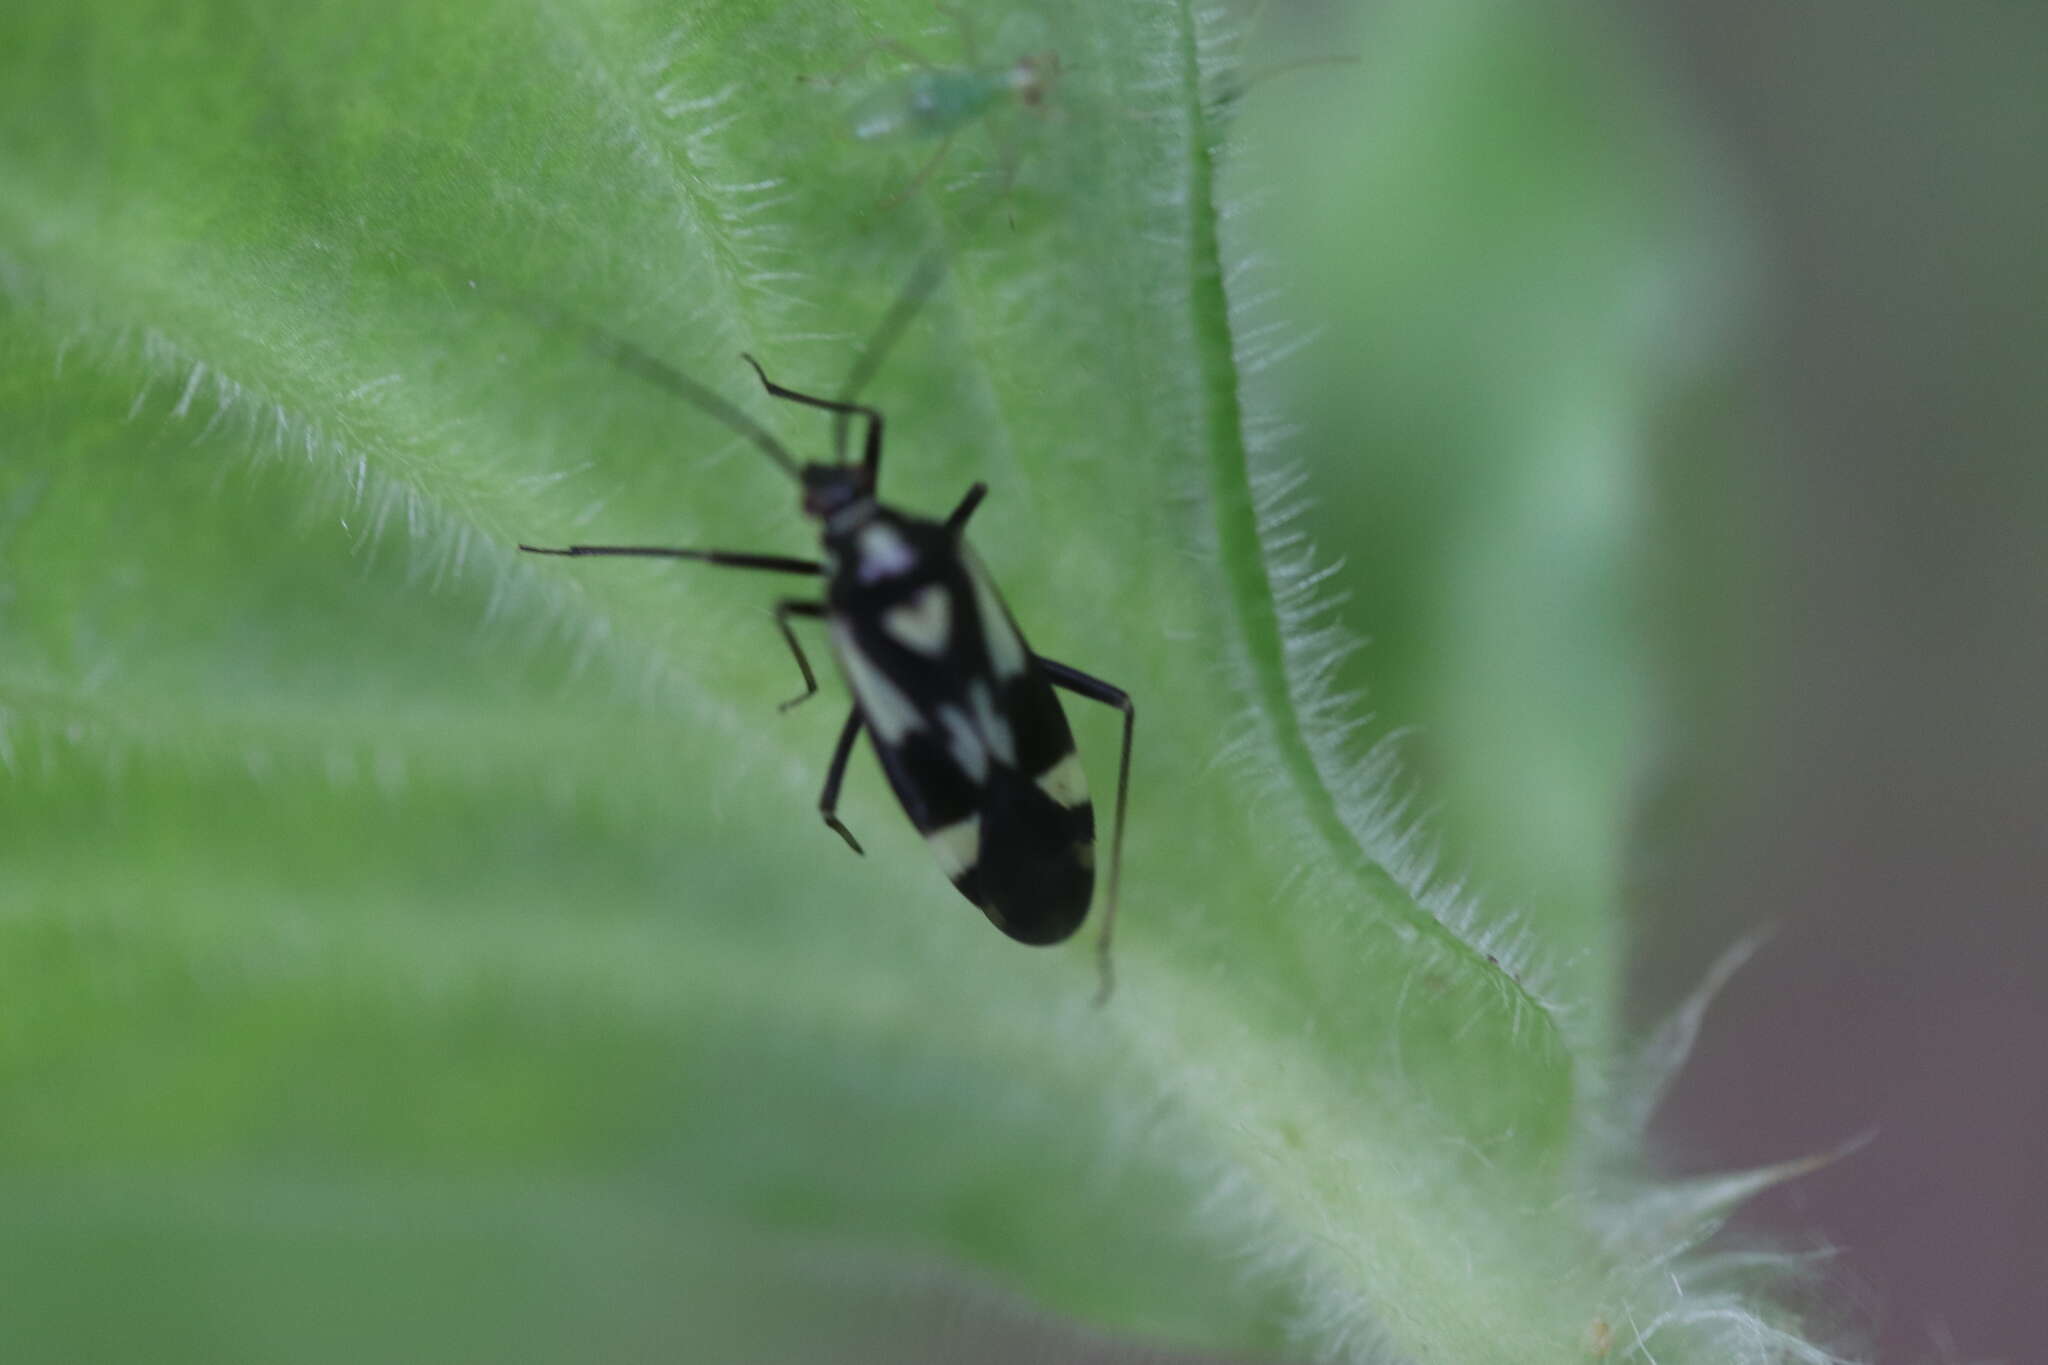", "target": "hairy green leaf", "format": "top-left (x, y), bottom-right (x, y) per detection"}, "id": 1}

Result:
top-left (0, 0), bottom-right (1845, 1360)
